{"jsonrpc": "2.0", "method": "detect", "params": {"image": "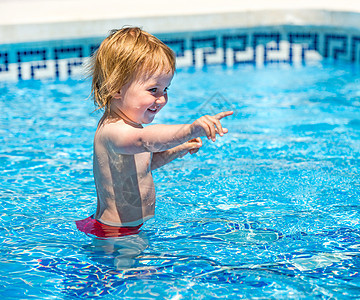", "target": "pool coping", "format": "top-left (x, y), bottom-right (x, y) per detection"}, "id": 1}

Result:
top-left (3, 0), bottom-right (360, 44)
